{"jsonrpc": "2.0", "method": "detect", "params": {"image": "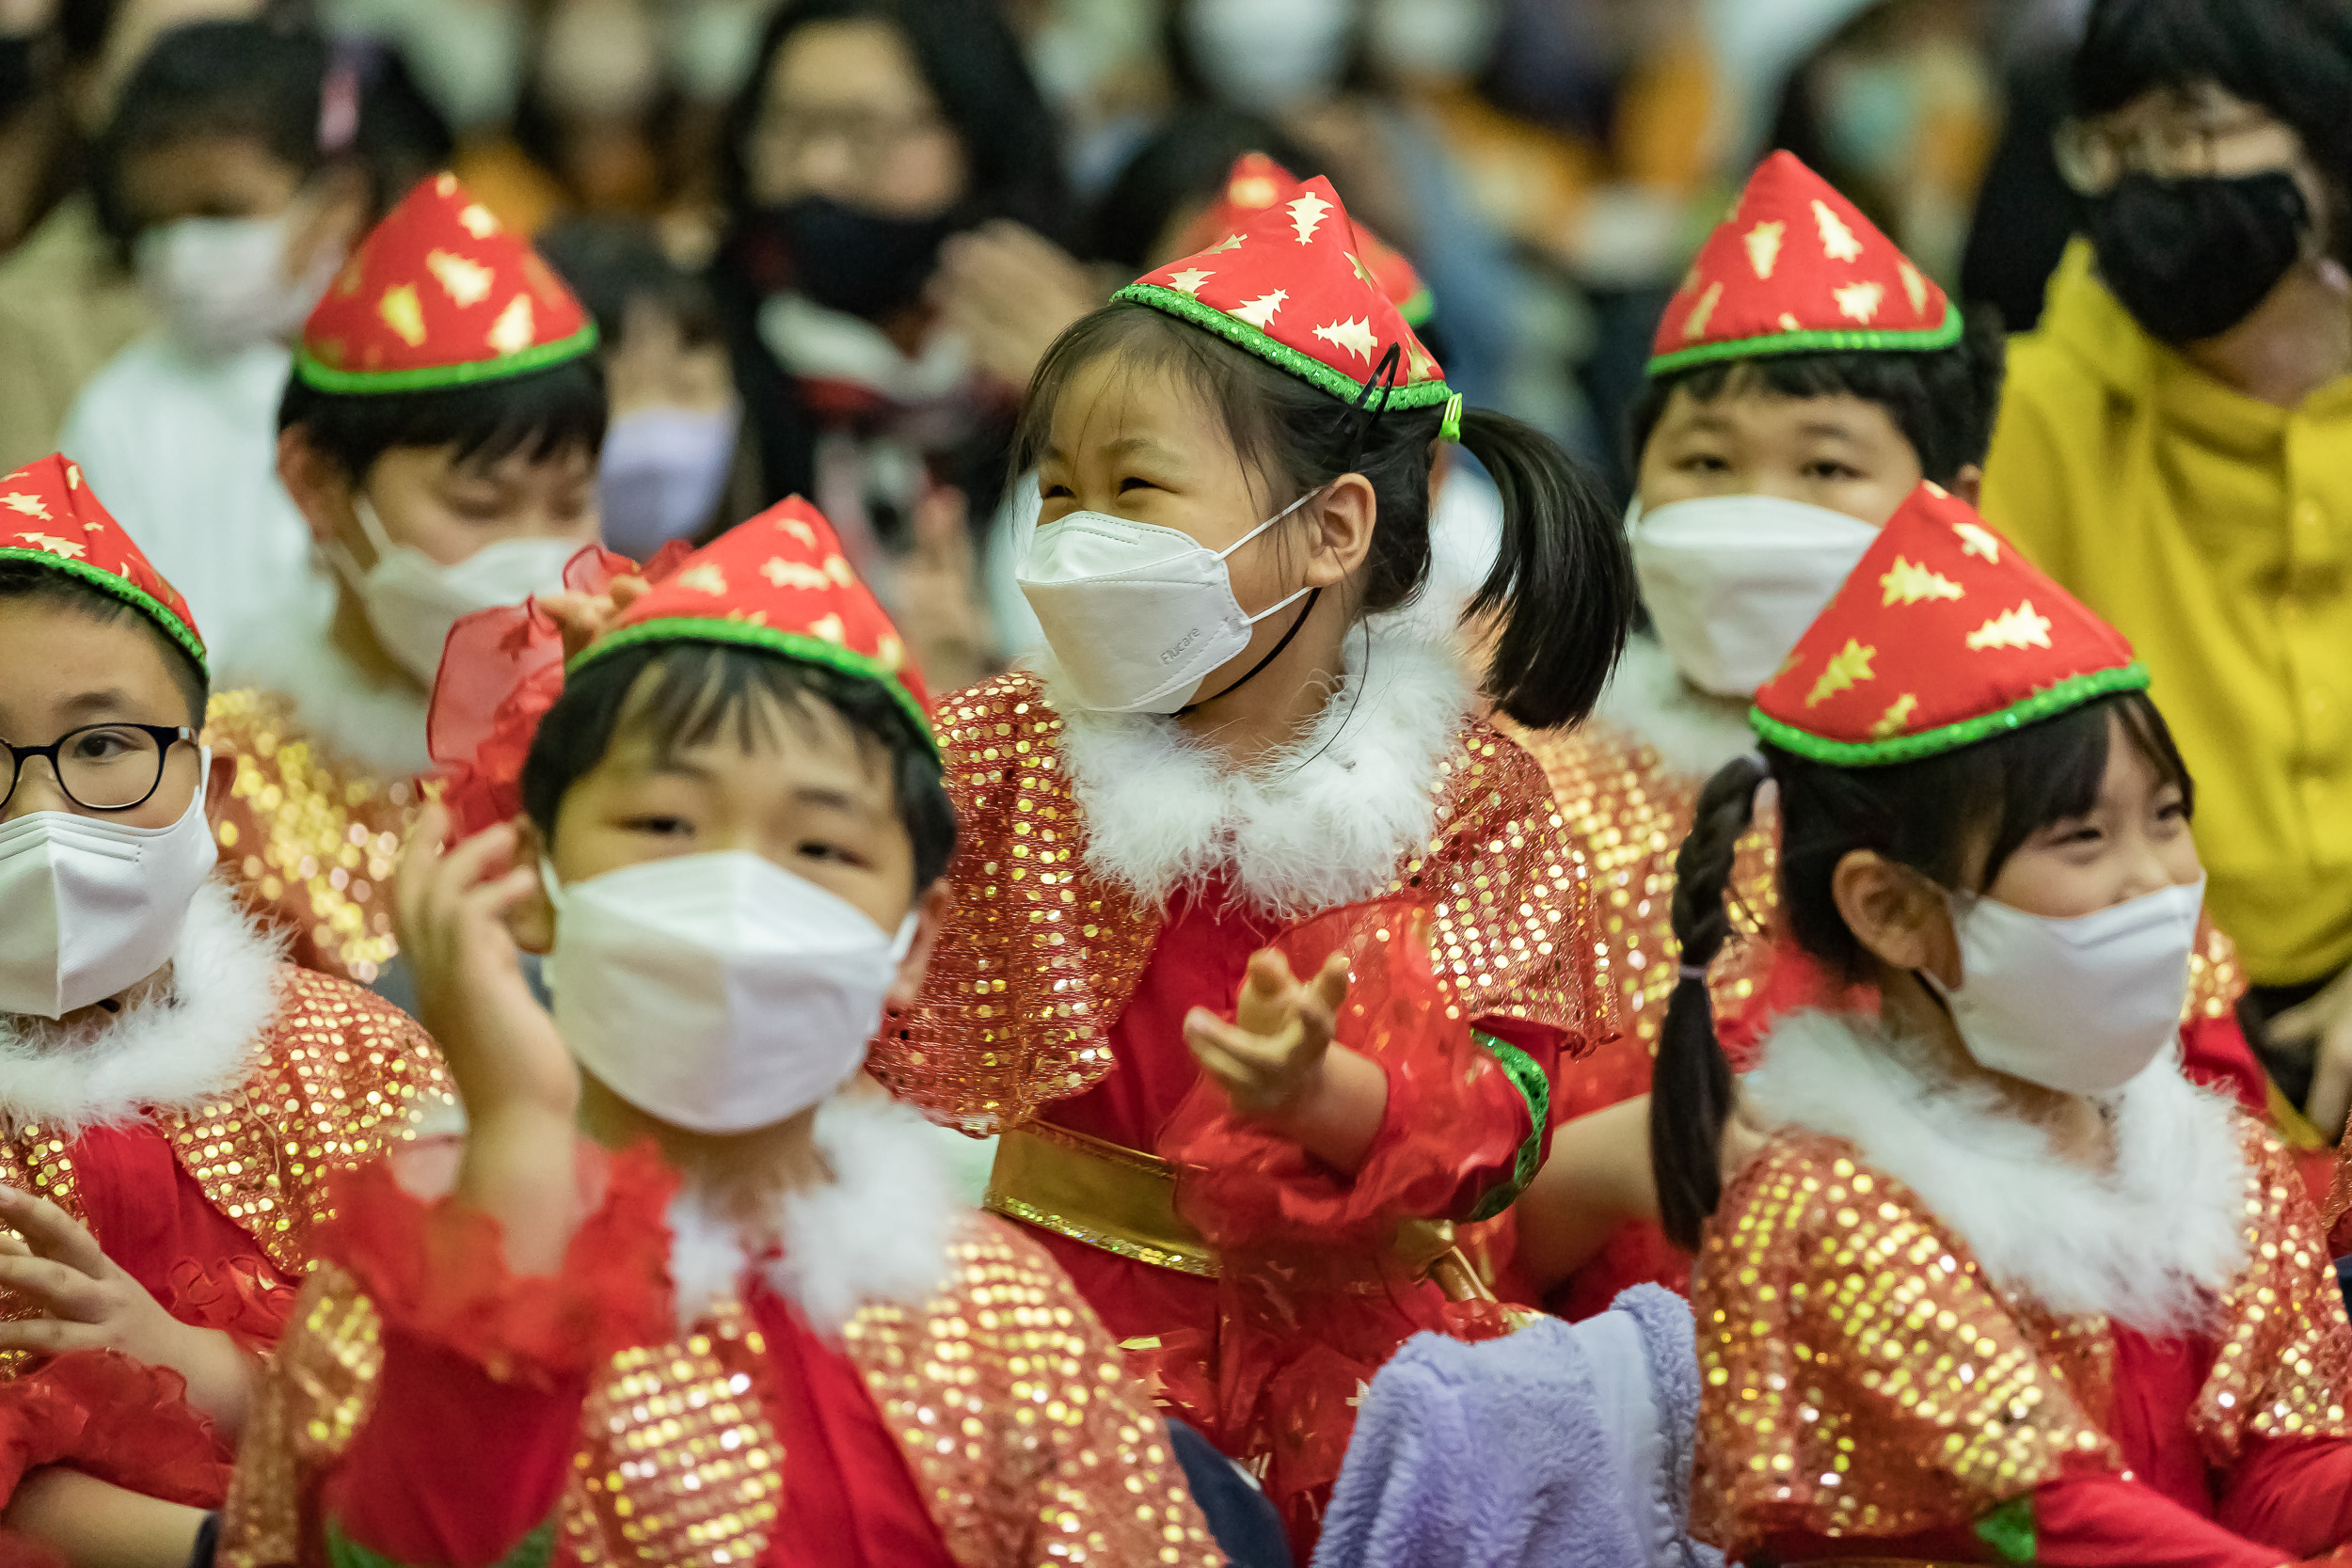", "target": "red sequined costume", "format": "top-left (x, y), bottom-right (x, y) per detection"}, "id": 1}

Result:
top-left (868, 635), bottom-right (1613, 1548)
top-left (1697, 1007), bottom-right (2352, 1567)
top-left (215, 1101), bottom-right (1223, 1568)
